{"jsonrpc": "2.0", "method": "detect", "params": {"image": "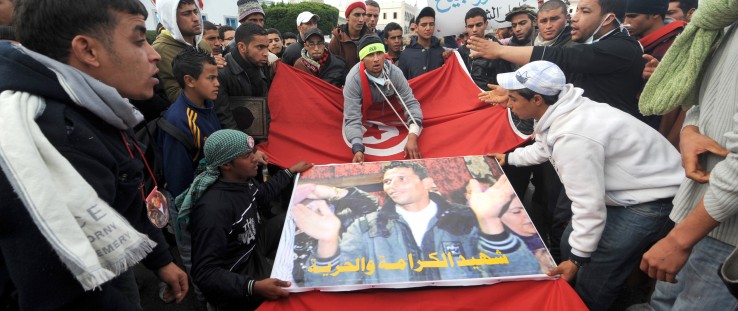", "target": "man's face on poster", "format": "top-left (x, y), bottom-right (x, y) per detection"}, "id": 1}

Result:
top-left (382, 167), bottom-right (429, 206)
